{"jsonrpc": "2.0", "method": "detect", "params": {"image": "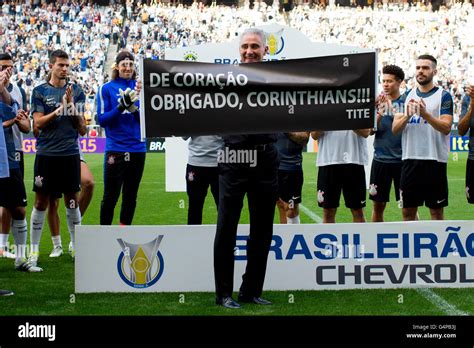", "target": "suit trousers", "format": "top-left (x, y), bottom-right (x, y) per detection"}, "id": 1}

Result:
top-left (214, 144), bottom-right (278, 298)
